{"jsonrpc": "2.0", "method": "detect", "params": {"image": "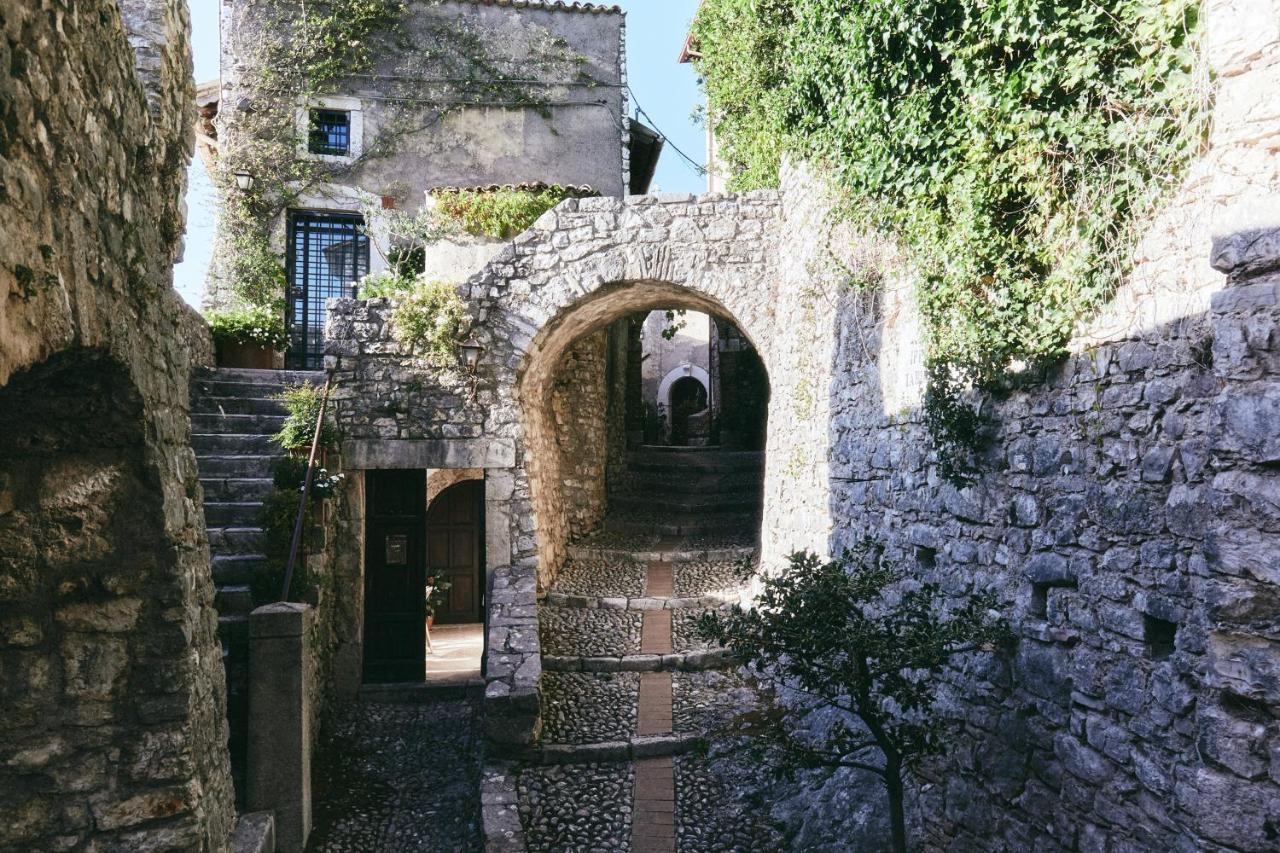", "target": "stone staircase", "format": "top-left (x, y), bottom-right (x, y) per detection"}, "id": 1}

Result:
top-left (190, 367), bottom-right (322, 799)
top-left (604, 446), bottom-right (765, 540)
top-left (491, 446), bottom-right (780, 851)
